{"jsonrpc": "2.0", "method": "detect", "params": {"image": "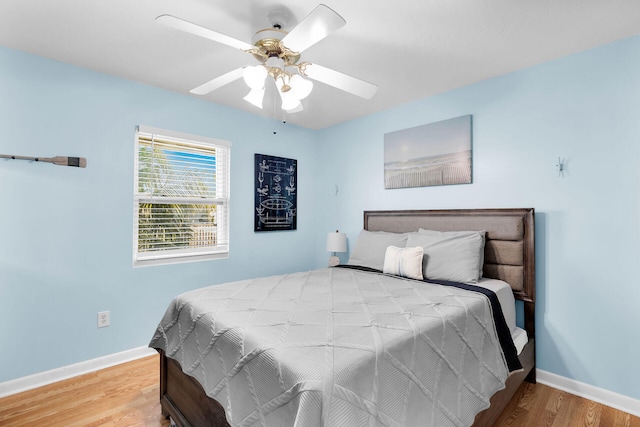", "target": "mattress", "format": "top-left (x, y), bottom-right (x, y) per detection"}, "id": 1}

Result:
top-left (511, 327), bottom-right (528, 355)
top-left (474, 278), bottom-right (527, 354)
top-left (150, 268), bottom-right (514, 427)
